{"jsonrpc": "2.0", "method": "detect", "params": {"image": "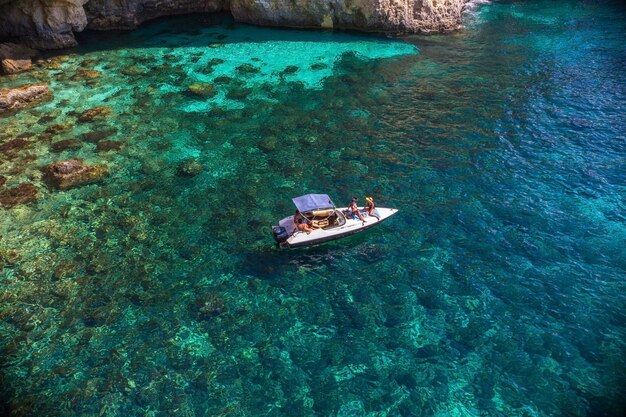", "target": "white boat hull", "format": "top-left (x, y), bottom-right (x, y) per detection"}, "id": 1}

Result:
top-left (277, 207), bottom-right (398, 248)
